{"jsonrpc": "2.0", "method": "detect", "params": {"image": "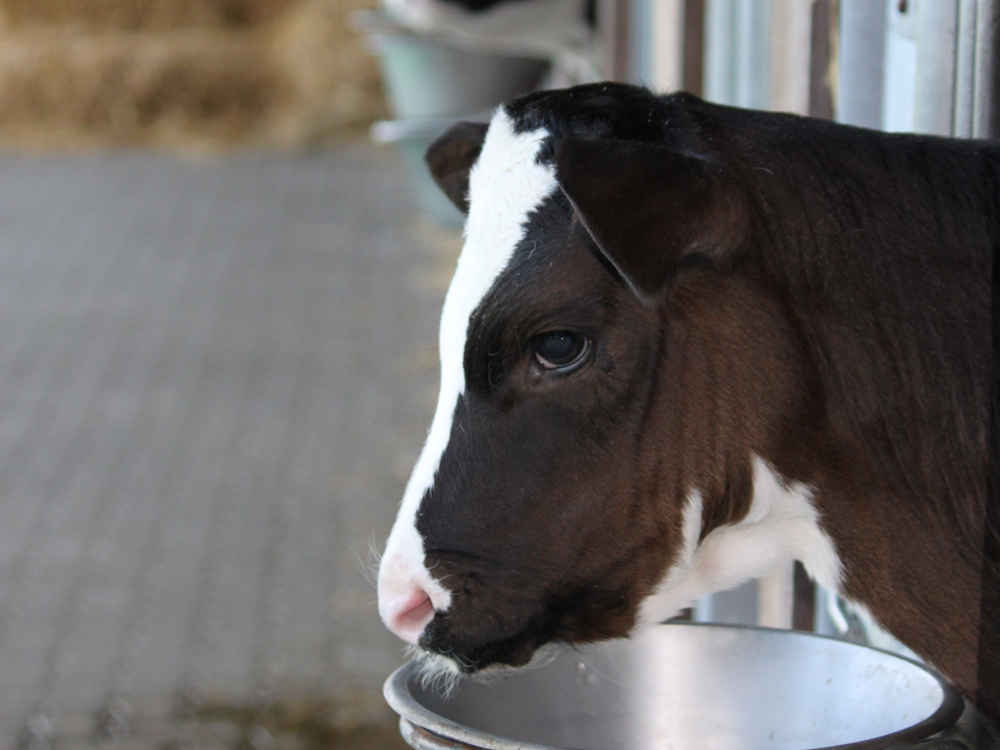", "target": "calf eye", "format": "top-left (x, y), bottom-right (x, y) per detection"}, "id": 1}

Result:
top-left (532, 331), bottom-right (590, 372)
